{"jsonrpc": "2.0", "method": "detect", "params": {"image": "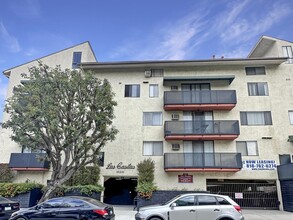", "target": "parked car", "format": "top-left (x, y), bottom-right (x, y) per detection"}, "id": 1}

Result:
top-left (9, 196), bottom-right (115, 220)
top-left (135, 193), bottom-right (244, 220)
top-left (0, 196), bottom-right (20, 220)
